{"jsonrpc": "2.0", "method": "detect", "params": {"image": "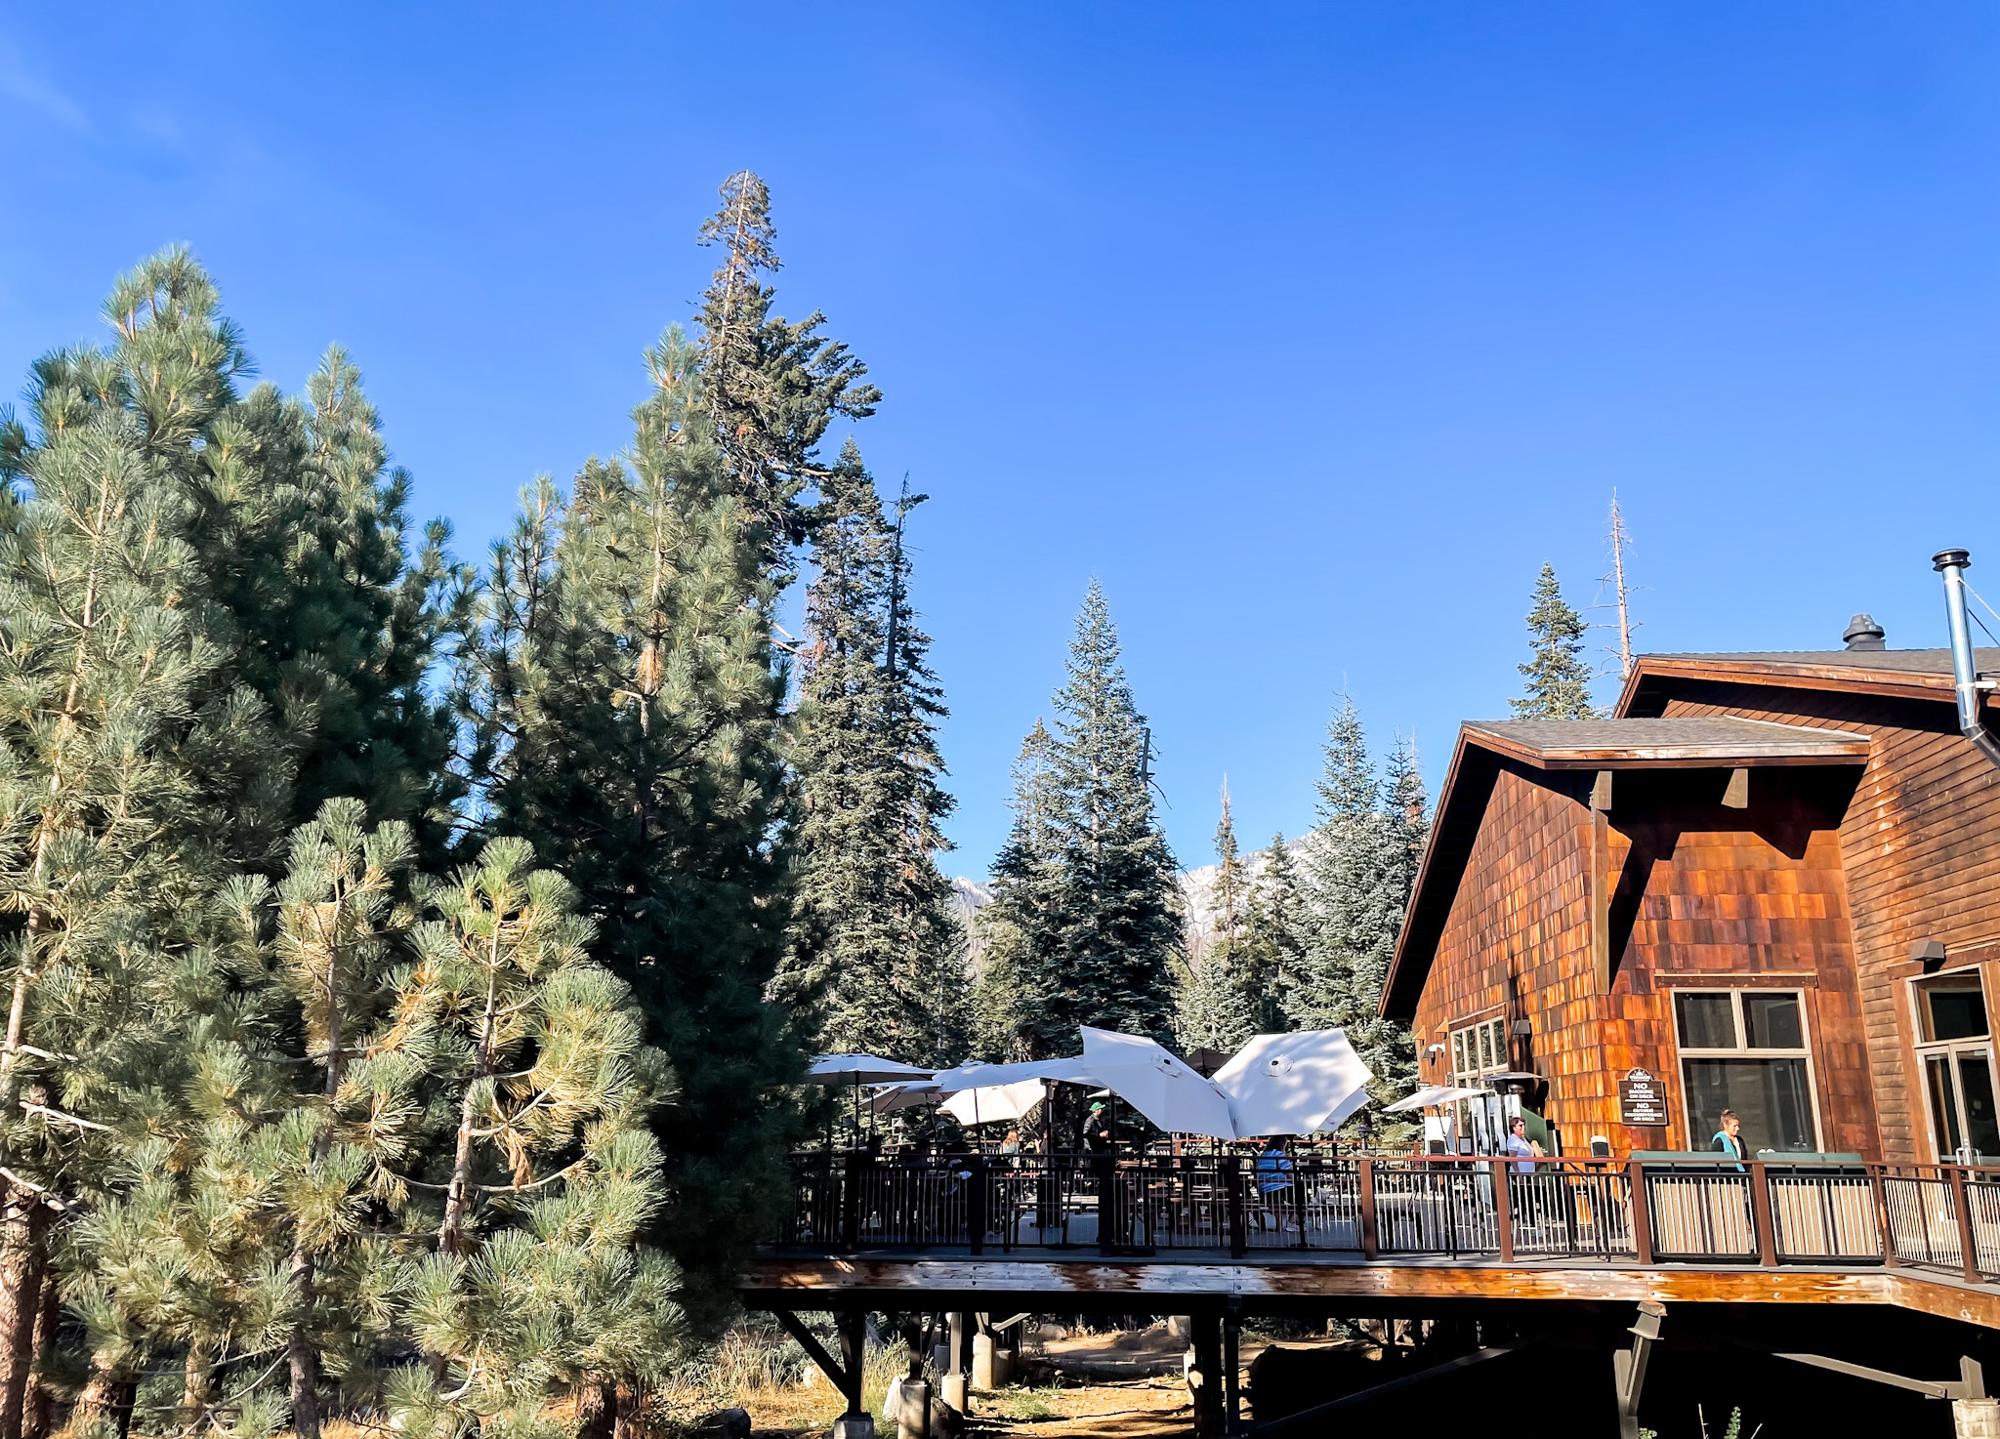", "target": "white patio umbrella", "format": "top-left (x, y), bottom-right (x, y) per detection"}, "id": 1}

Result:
top-left (808, 1054), bottom-right (935, 1136)
top-left (1213, 1030), bottom-right (1374, 1137)
top-left (926, 1056), bottom-right (1096, 1092)
top-left (1382, 1083), bottom-right (1490, 1114)
top-left (869, 1082), bottom-right (943, 1115)
top-left (940, 1079), bottom-right (1046, 1127)
top-left (1077, 1026), bottom-right (1240, 1140)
